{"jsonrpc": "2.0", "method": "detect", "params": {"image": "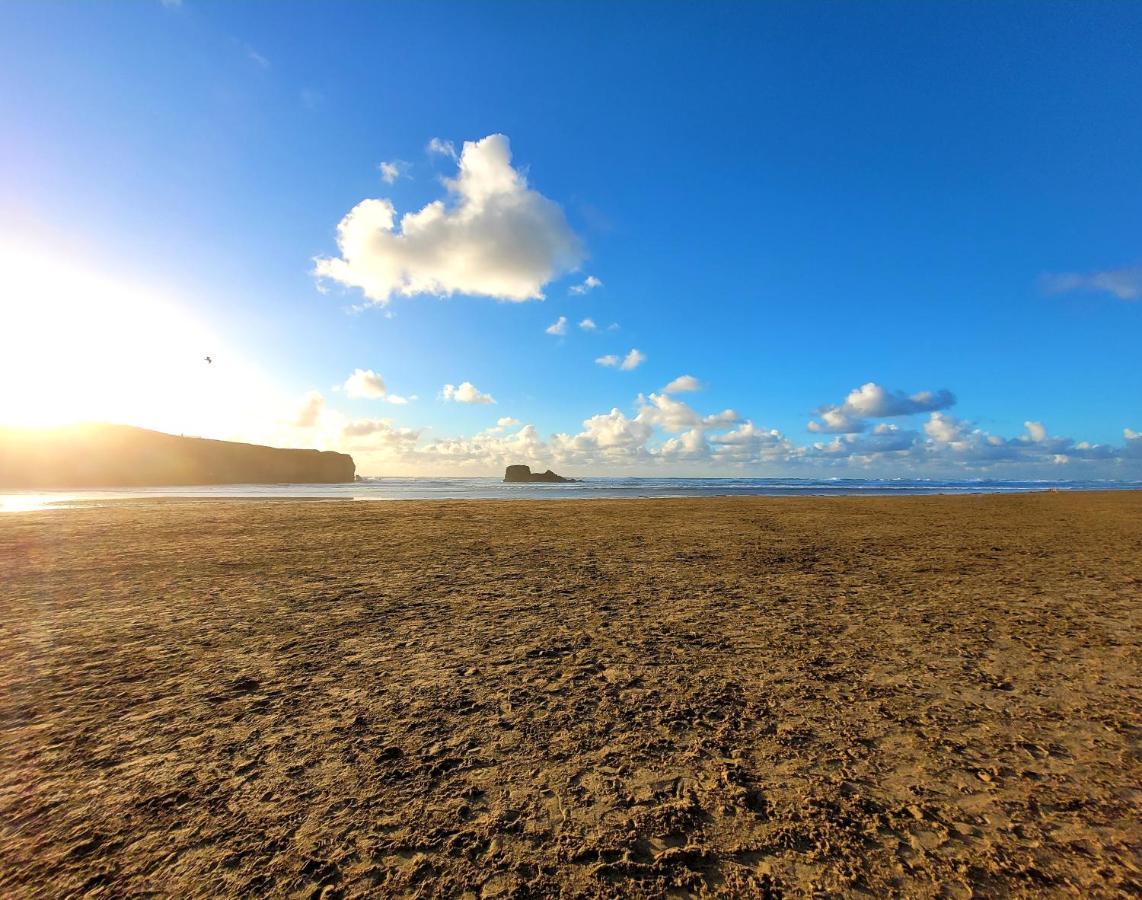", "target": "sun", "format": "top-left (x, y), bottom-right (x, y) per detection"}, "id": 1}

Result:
top-left (0, 241), bottom-right (282, 439)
